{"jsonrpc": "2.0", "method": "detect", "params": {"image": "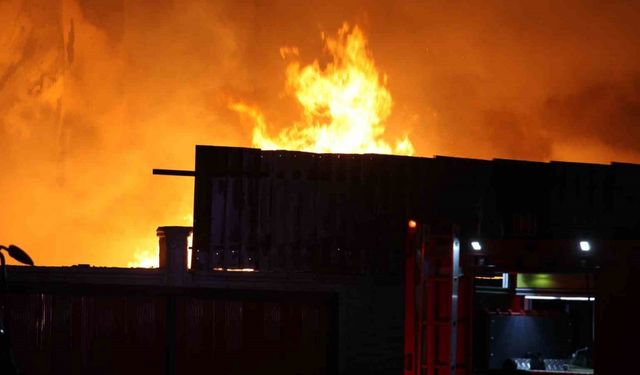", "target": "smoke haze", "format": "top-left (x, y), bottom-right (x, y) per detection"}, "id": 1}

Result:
top-left (2, 0), bottom-right (640, 265)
